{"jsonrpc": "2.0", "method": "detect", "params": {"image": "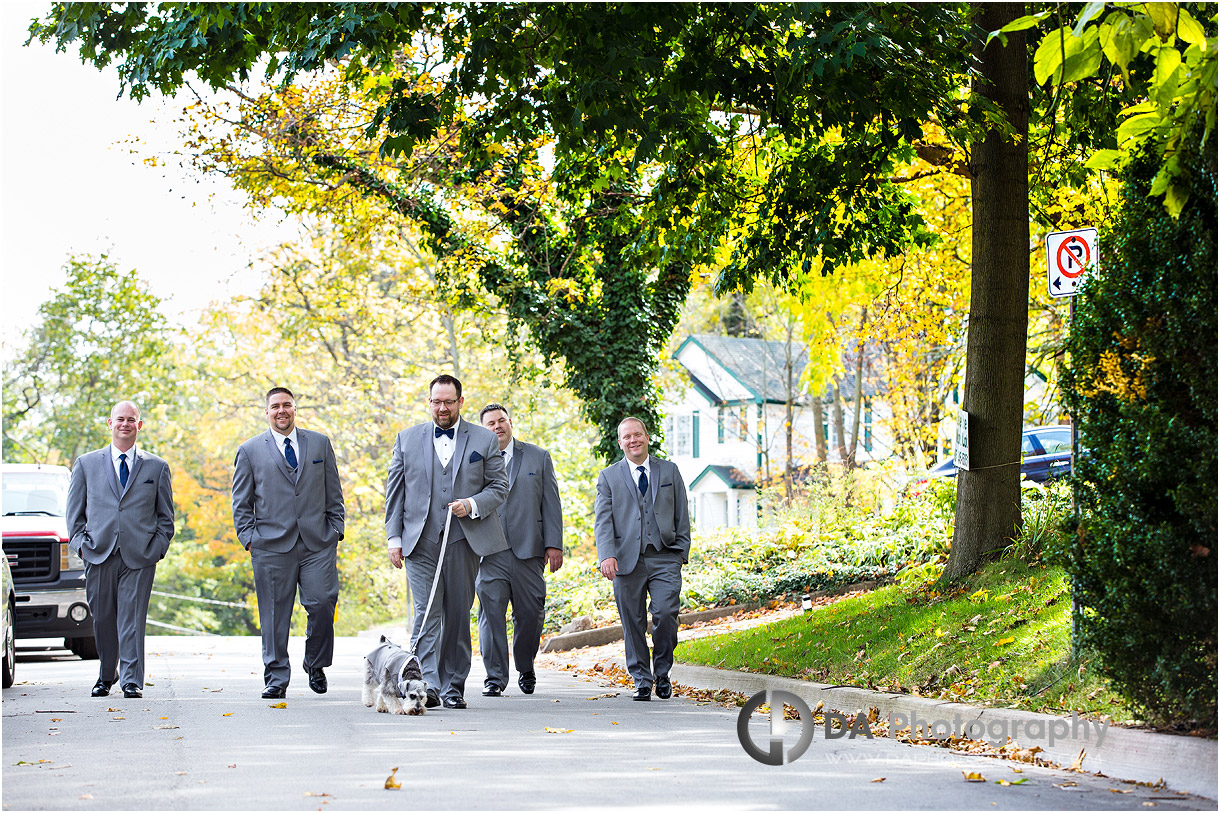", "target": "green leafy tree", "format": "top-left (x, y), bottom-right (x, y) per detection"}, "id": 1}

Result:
top-left (1060, 124), bottom-right (1216, 728)
top-left (997, 2), bottom-right (1217, 218)
top-left (3, 253), bottom-right (176, 464)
